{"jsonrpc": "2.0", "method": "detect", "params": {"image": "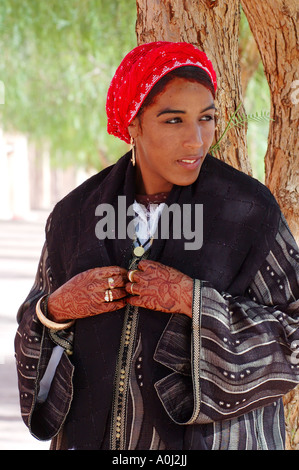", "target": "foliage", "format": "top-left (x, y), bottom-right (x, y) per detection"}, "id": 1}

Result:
top-left (0, 0), bottom-right (137, 169)
top-left (0, 1), bottom-right (270, 178)
top-left (240, 9), bottom-right (271, 182)
top-left (210, 99), bottom-right (273, 178)
top-left (209, 7), bottom-right (271, 182)
top-left (244, 62), bottom-right (271, 182)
